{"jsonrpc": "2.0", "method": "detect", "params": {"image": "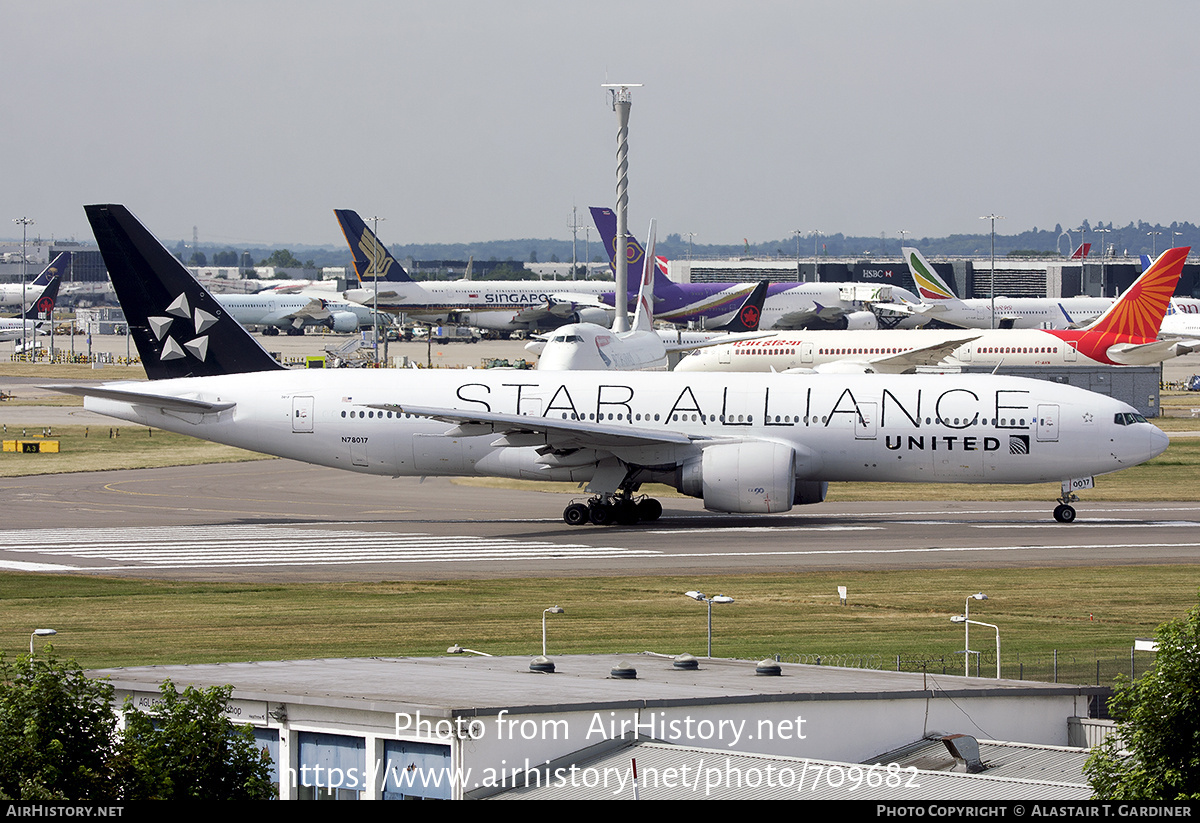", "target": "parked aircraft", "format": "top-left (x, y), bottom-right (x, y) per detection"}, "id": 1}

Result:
top-left (676, 248), bottom-right (1193, 374)
top-left (0, 252), bottom-right (70, 310)
top-left (0, 268), bottom-right (60, 342)
top-left (336, 209), bottom-right (622, 332)
top-left (590, 207), bottom-right (904, 330)
top-left (215, 292), bottom-right (373, 335)
top-left (892, 247), bottom-right (1114, 330)
top-left (56, 205), bottom-right (1169, 526)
